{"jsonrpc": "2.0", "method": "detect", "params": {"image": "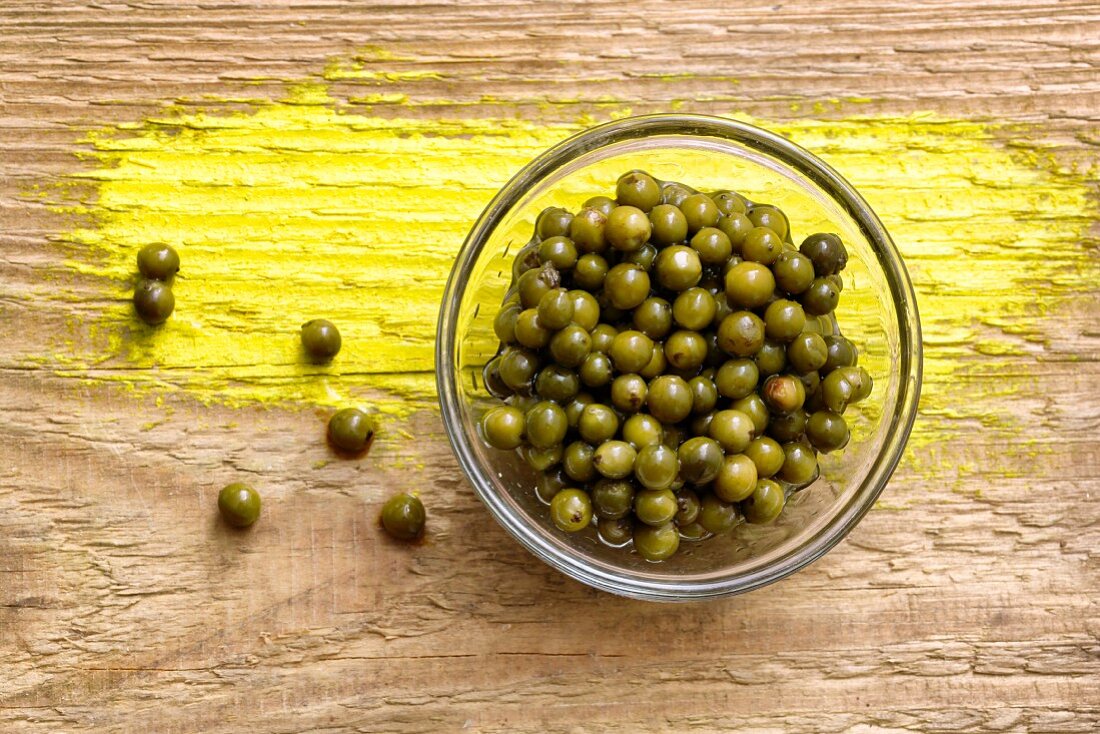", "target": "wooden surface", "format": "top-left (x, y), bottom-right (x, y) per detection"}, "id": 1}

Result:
top-left (2, 2), bottom-right (1099, 732)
